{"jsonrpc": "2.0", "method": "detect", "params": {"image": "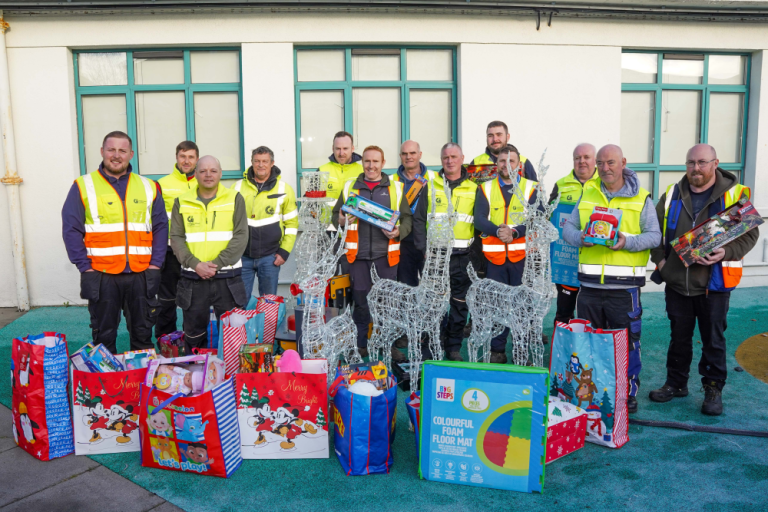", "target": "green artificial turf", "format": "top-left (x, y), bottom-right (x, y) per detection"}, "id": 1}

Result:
top-left (2, 288), bottom-right (768, 512)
